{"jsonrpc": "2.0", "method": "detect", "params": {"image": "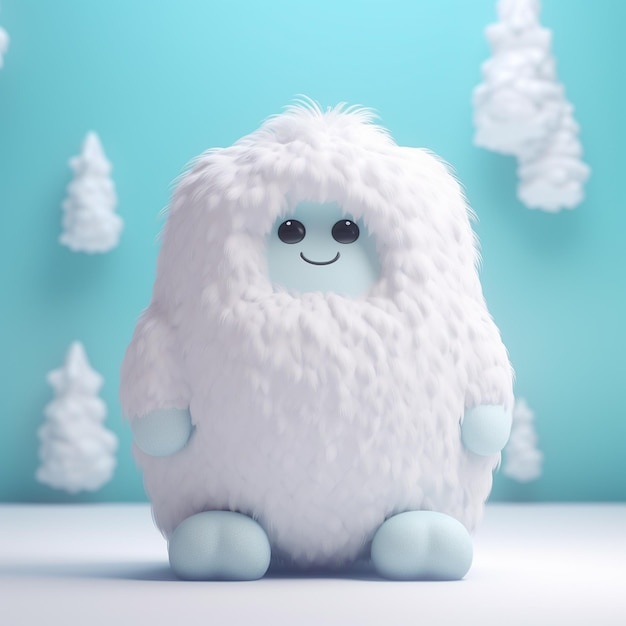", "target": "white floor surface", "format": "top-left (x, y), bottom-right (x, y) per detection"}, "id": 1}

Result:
top-left (1, 503), bottom-right (625, 625)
